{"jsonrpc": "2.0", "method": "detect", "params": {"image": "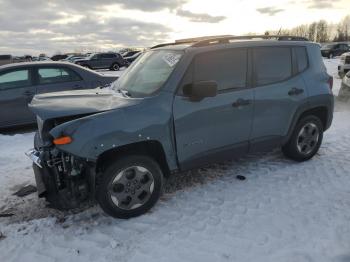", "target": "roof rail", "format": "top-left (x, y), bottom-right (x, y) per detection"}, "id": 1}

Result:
top-left (150, 41), bottom-right (195, 49)
top-left (151, 35), bottom-right (309, 49)
top-left (150, 35), bottom-right (234, 49)
top-left (192, 35), bottom-right (309, 47)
